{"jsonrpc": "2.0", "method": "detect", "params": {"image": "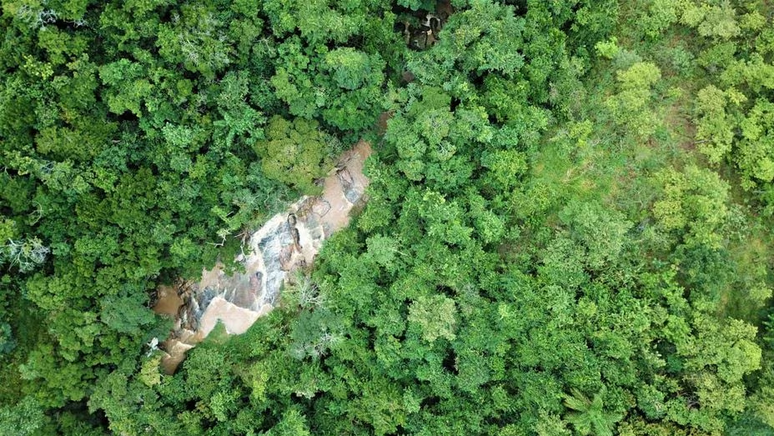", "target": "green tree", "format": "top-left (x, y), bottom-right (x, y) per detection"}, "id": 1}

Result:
top-left (265, 408), bottom-right (312, 436)
top-left (0, 396), bottom-right (45, 436)
top-left (563, 390), bottom-right (623, 436)
top-left (0, 322), bottom-right (14, 355)
top-left (606, 61), bottom-right (662, 138)
top-left (693, 85), bottom-right (740, 164)
top-left (407, 295), bottom-right (457, 343)
top-left (736, 99), bottom-right (774, 188)
top-left (254, 115), bottom-right (333, 194)
top-left (652, 166), bottom-right (730, 248)
top-left (680, 1), bottom-right (742, 40)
